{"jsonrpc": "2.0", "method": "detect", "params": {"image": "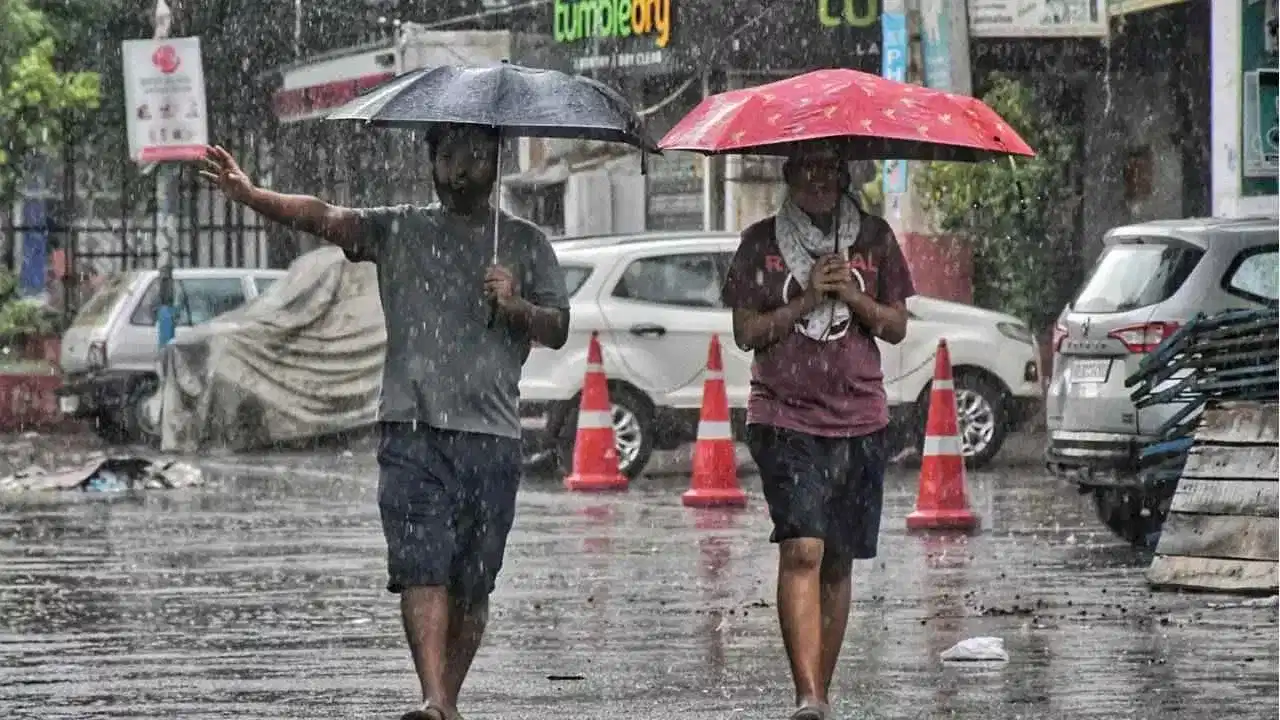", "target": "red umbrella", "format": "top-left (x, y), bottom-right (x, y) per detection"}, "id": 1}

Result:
top-left (658, 68), bottom-right (1035, 161)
